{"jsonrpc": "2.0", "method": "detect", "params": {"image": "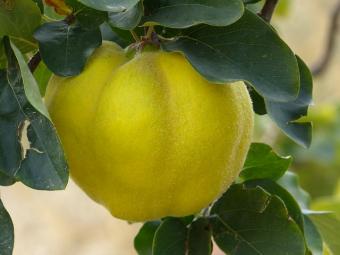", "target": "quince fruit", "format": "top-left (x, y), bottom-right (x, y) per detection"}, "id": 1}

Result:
top-left (45, 41), bottom-right (254, 221)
